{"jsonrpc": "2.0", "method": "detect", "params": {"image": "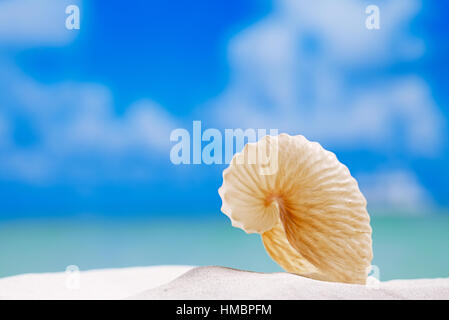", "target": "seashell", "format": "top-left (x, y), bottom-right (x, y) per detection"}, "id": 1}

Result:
top-left (218, 133), bottom-right (372, 284)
